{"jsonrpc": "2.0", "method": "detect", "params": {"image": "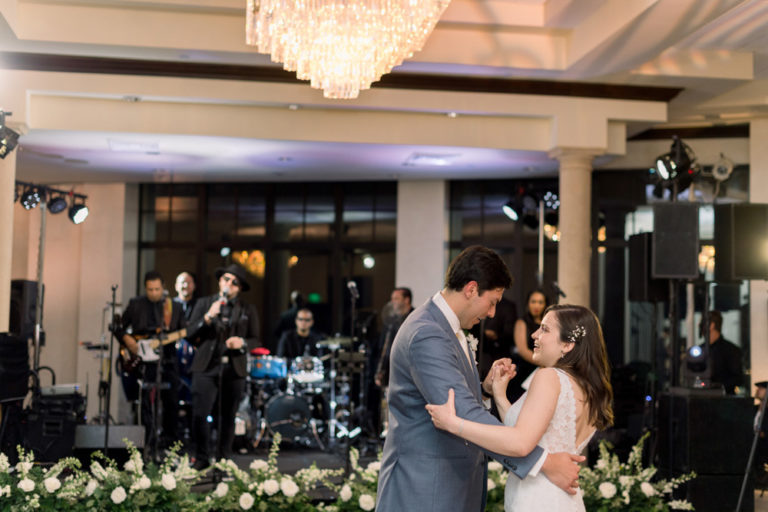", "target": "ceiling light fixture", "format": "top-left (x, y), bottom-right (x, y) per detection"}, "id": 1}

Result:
top-left (0, 110), bottom-right (20, 159)
top-left (69, 201), bottom-right (89, 225)
top-left (21, 187), bottom-right (40, 210)
top-left (712, 152), bottom-right (734, 181)
top-left (15, 180), bottom-right (90, 224)
top-left (48, 194), bottom-right (68, 214)
top-left (245, 0), bottom-right (450, 99)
